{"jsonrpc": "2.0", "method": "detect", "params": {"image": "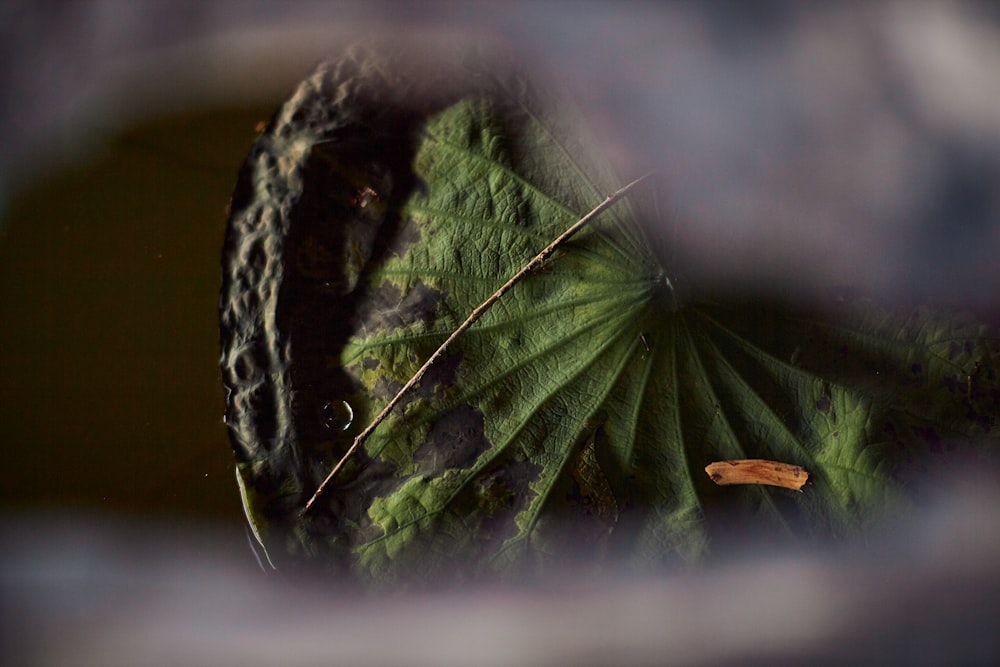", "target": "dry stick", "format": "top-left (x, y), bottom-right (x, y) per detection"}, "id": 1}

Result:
top-left (303, 173), bottom-right (652, 513)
